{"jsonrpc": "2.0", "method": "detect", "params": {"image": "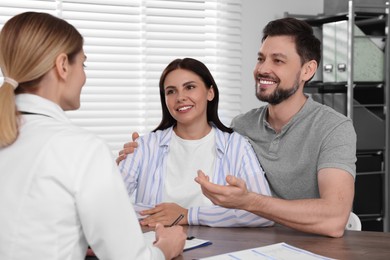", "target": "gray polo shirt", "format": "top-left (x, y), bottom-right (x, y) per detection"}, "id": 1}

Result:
top-left (232, 96), bottom-right (356, 199)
